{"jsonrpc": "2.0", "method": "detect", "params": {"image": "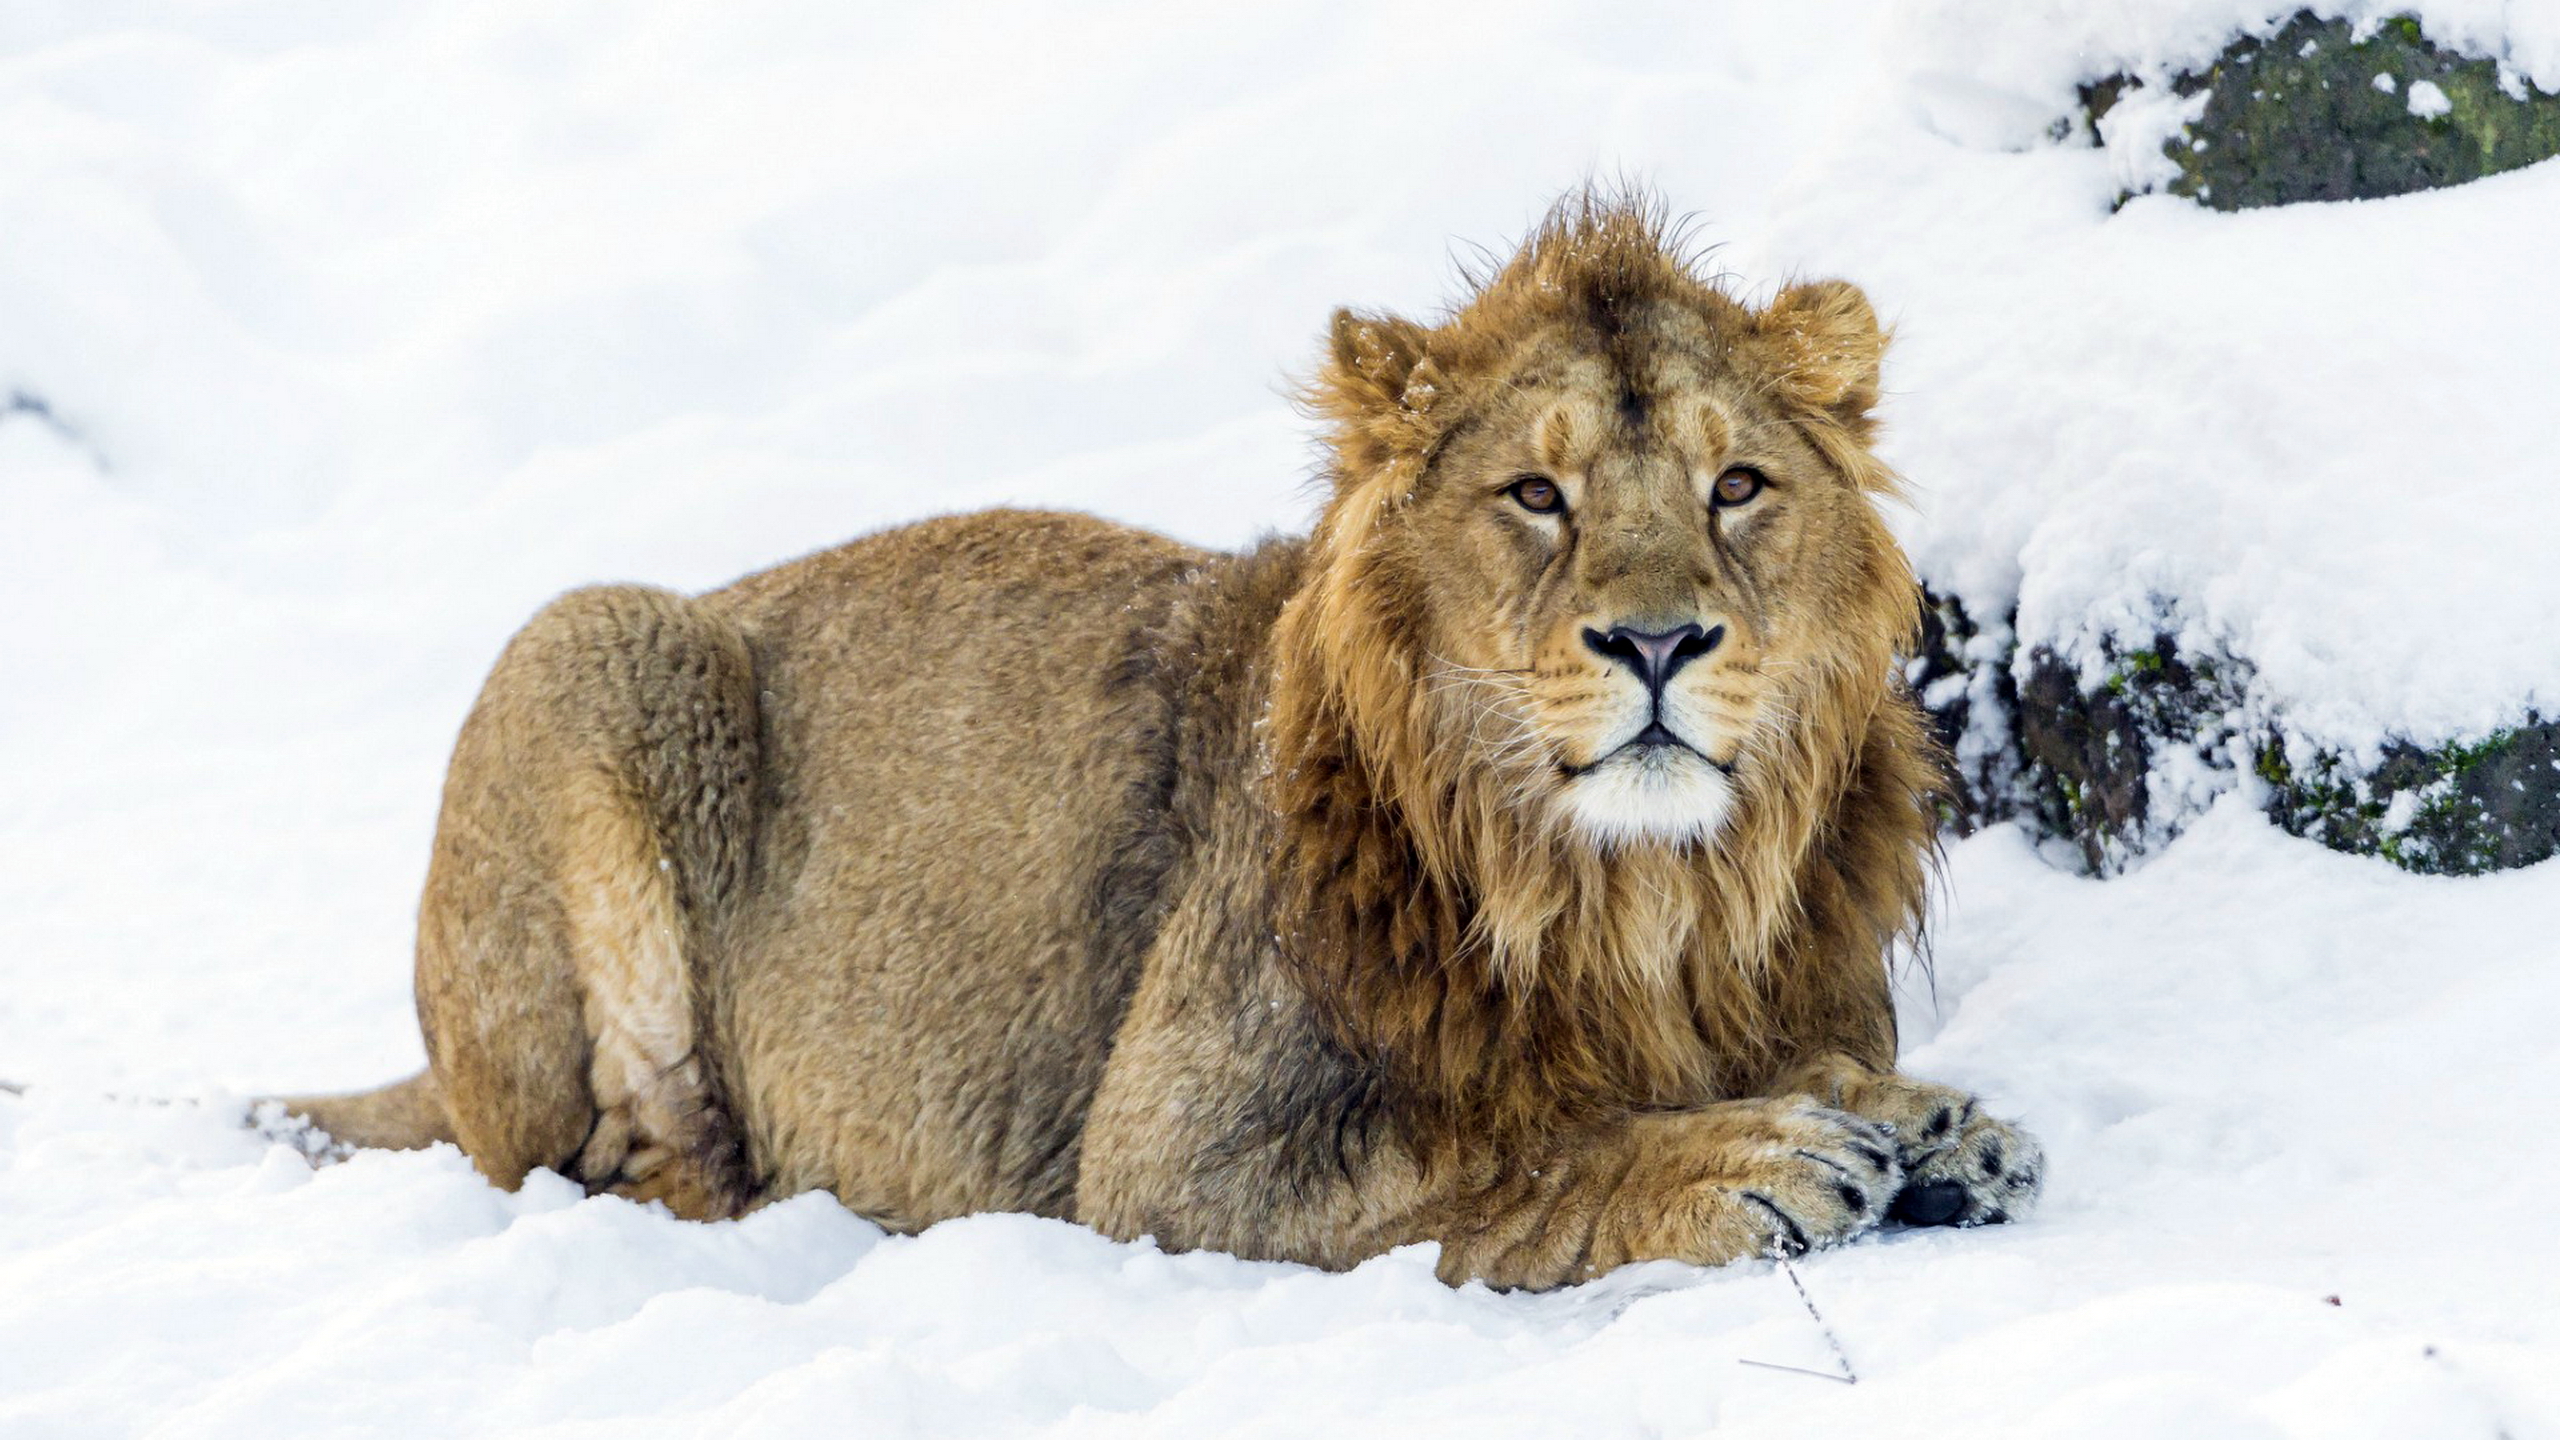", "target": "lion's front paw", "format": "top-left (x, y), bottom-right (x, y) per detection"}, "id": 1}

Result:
top-left (1851, 1080), bottom-right (2043, 1229)
top-left (1701, 1102), bottom-right (1906, 1259)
